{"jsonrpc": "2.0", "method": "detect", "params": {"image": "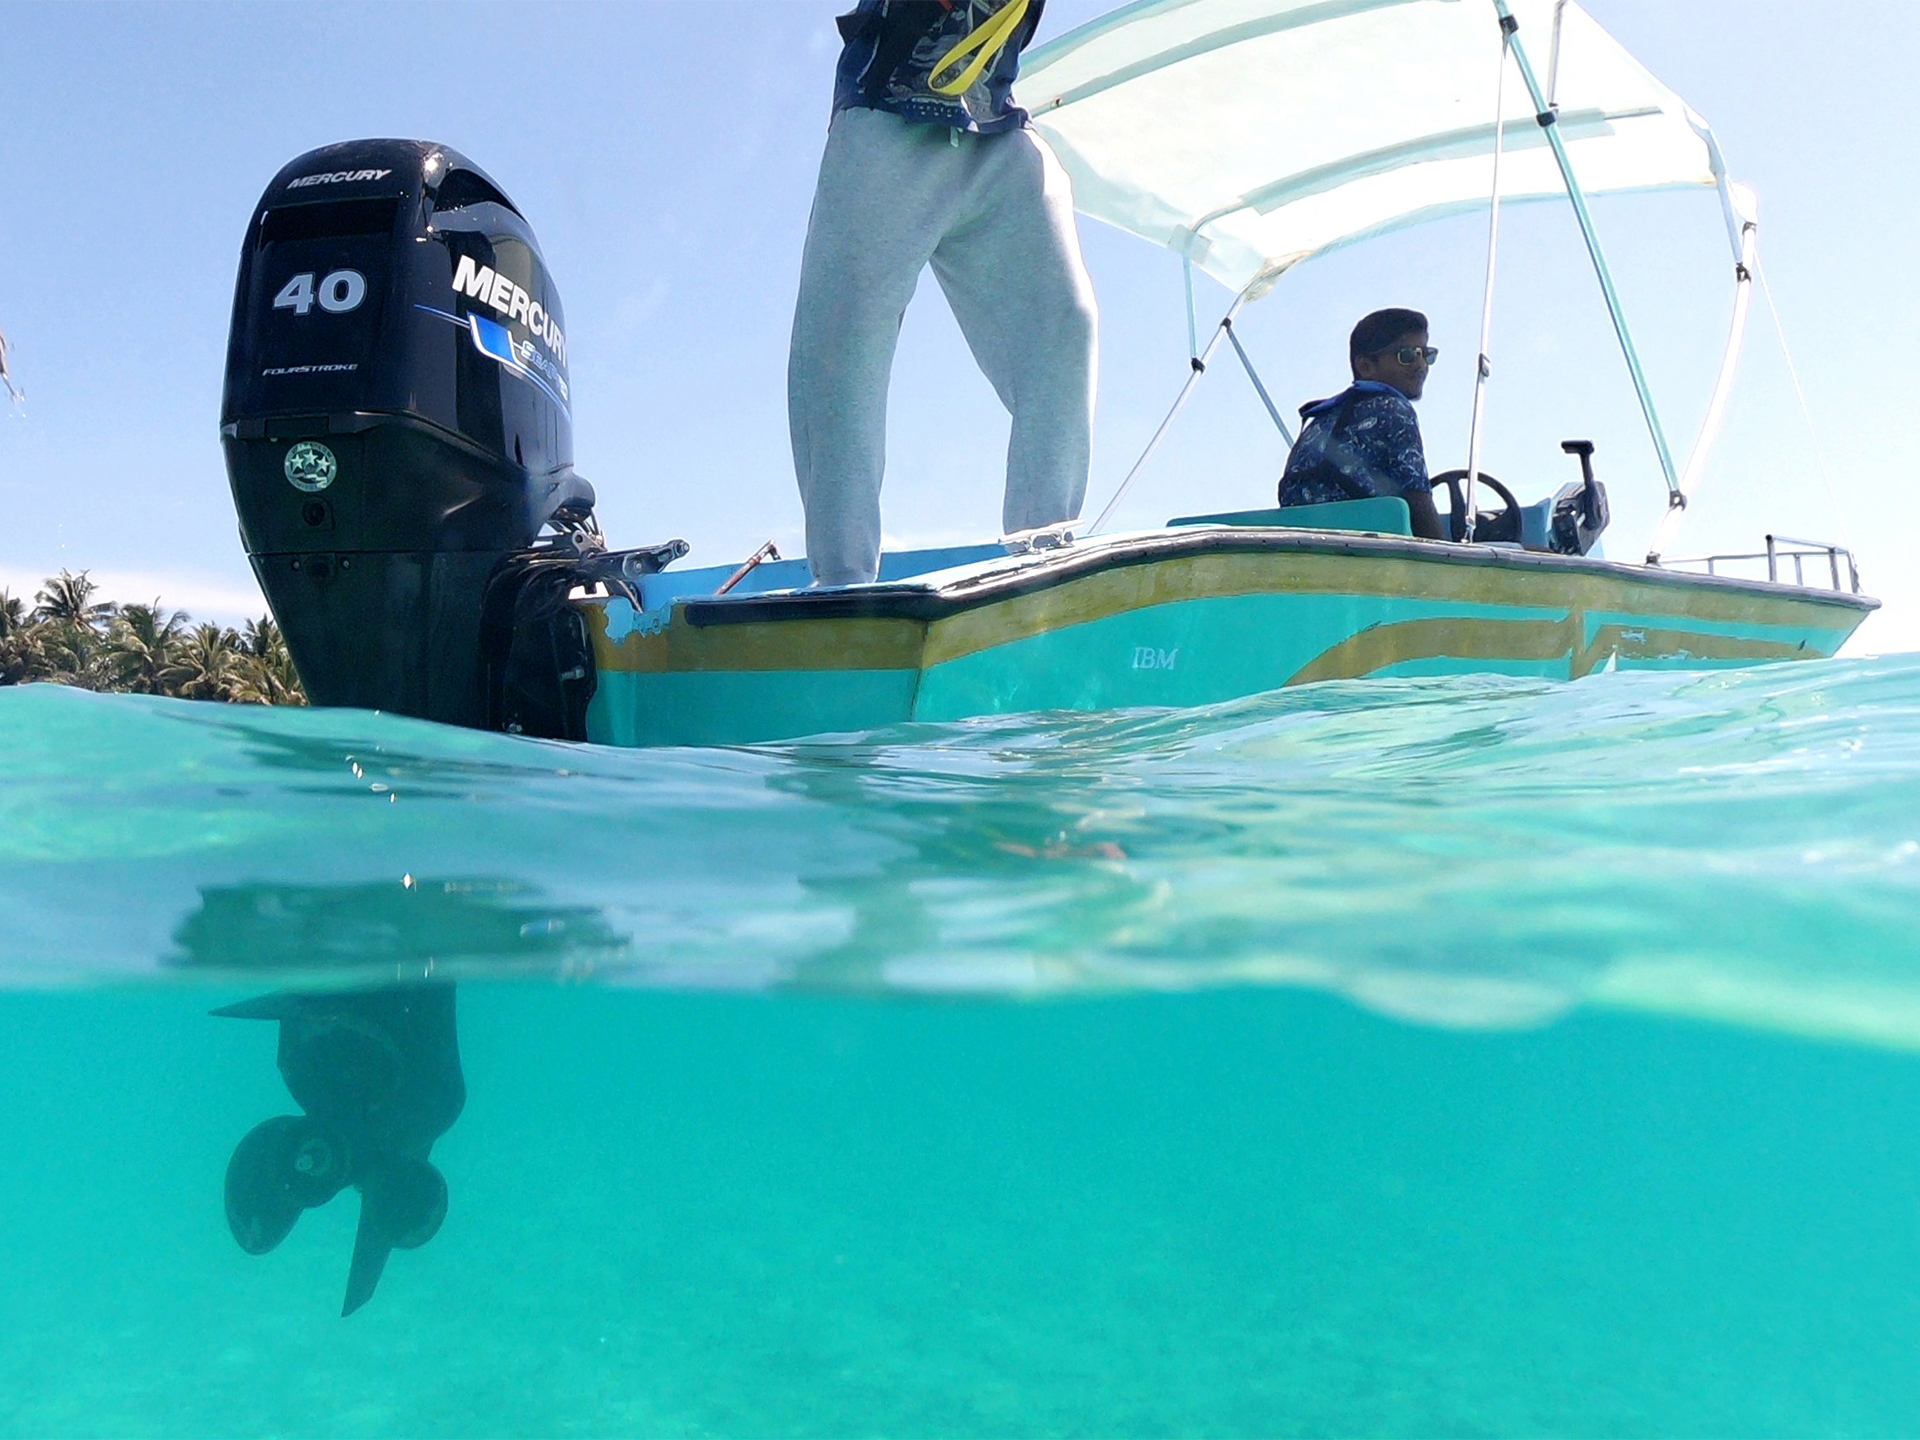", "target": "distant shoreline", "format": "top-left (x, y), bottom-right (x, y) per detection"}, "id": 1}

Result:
top-left (0, 568), bottom-right (304, 704)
